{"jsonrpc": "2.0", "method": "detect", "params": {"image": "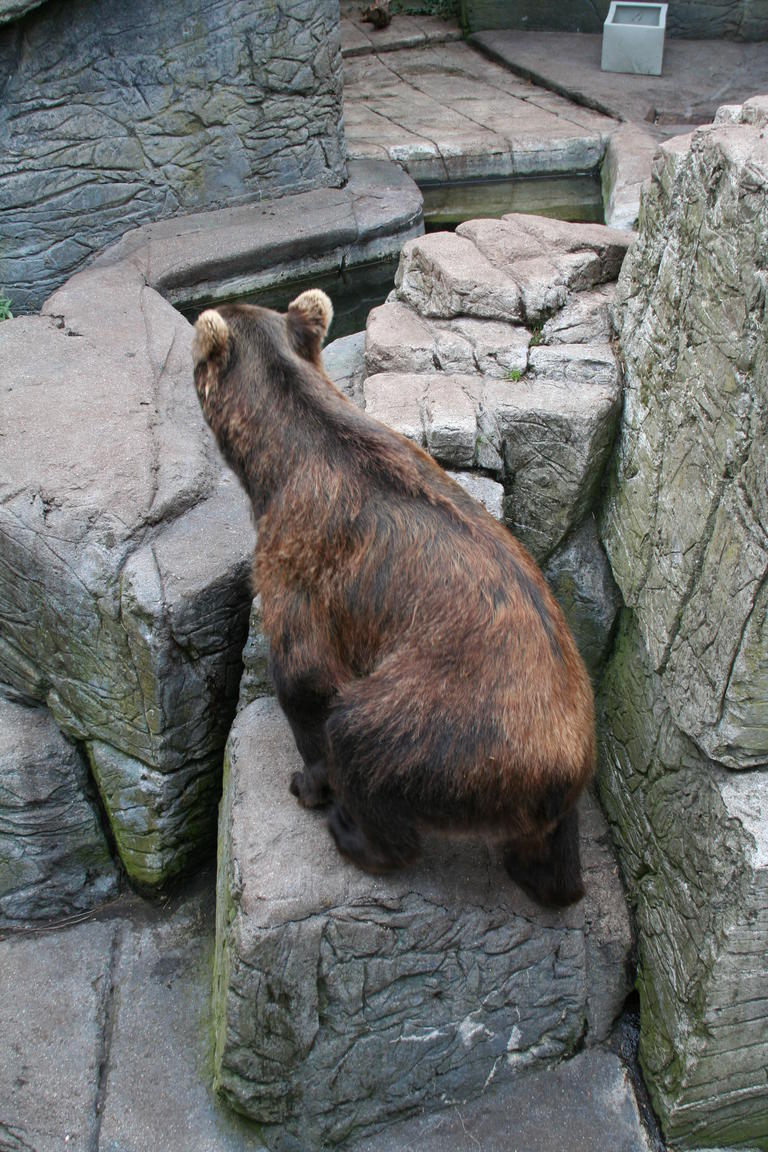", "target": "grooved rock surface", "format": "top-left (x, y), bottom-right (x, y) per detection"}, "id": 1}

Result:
top-left (0, 270), bottom-right (254, 885)
top-left (604, 114), bottom-right (768, 771)
top-left (213, 698), bottom-right (632, 1151)
top-left (599, 109), bottom-right (768, 1148)
top-left (0, 696), bottom-right (118, 923)
top-left (599, 618), bottom-right (768, 1150)
top-left (0, 0), bottom-right (346, 313)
